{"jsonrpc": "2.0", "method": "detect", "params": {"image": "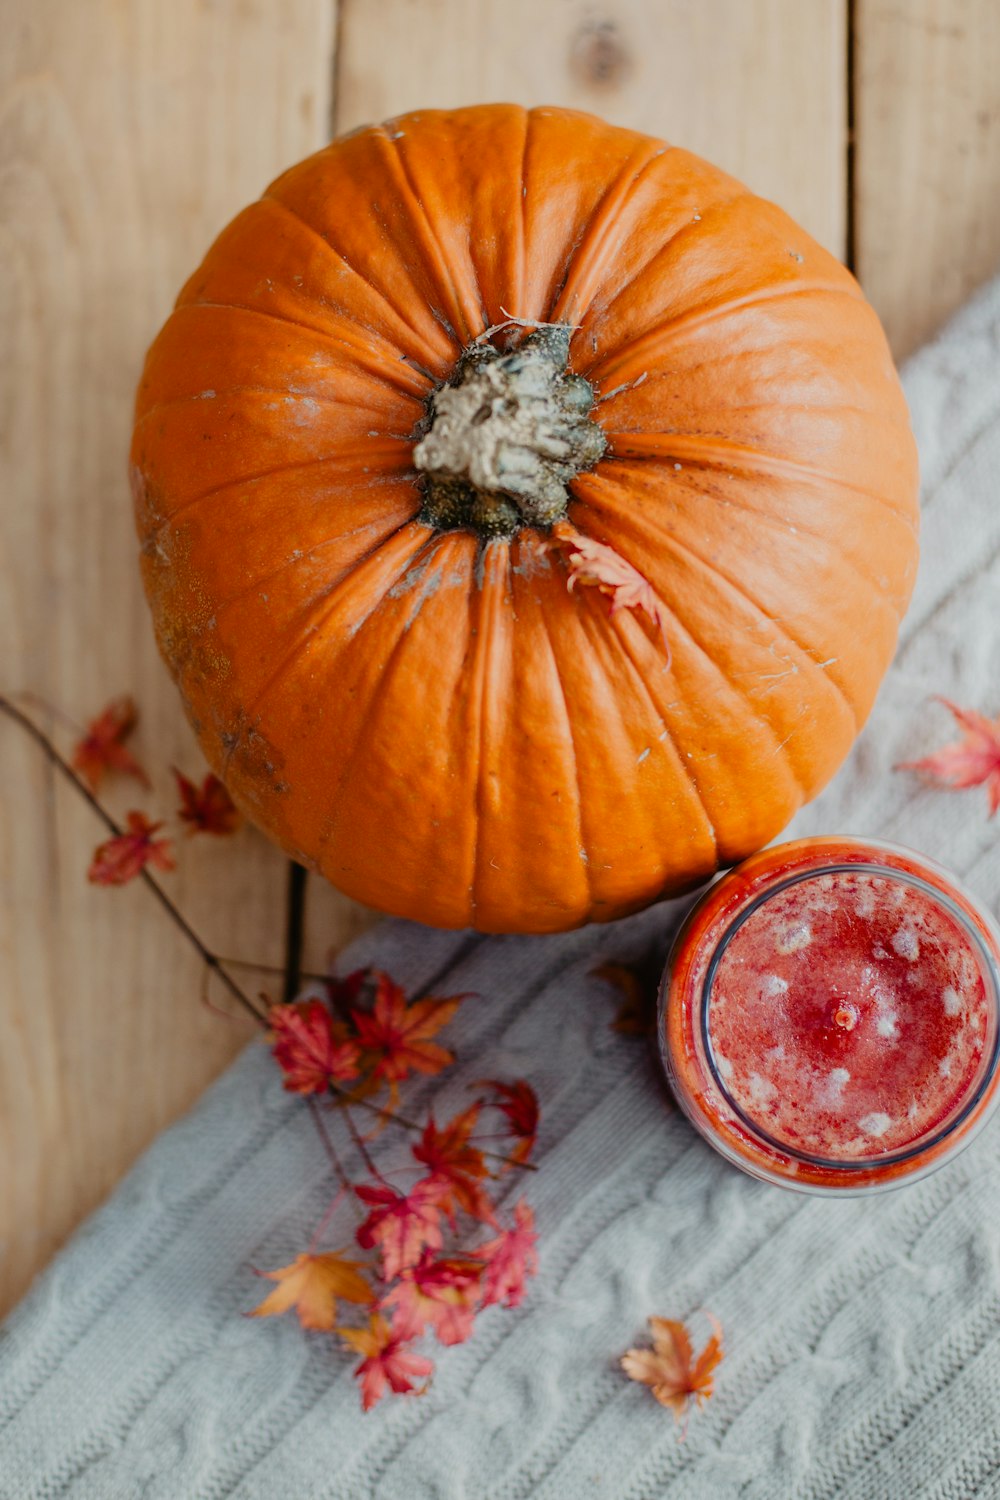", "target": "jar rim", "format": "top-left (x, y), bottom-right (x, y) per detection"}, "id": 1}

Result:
top-left (698, 858), bottom-right (1000, 1172)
